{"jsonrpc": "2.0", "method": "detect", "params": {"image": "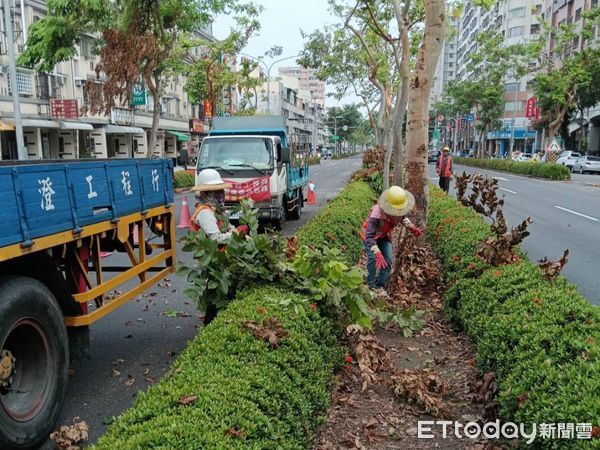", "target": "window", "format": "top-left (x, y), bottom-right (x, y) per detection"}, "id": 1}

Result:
top-left (508, 7), bottom-right (525, 18)
top-left (575, 8), bottom-right (582, 20)
top-left (7, 68), bottom-right (34, 95)
top-left (534, 4), bottom-right (542, 15)
top-left (508, 26), bottom-right (524, 37)
top-left (504, 101), bottom-right (524, 111)
top-left (505, 82), bottom-right (520, 92)
top-left (80, 37), bottom-right (94, 59)
top-left (530, 23), bottom-right (540, 34)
